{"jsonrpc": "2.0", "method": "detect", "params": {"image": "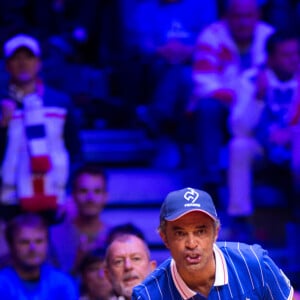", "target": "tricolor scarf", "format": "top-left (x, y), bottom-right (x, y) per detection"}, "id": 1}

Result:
top-left (1, 79), bottom-right (58, 212)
